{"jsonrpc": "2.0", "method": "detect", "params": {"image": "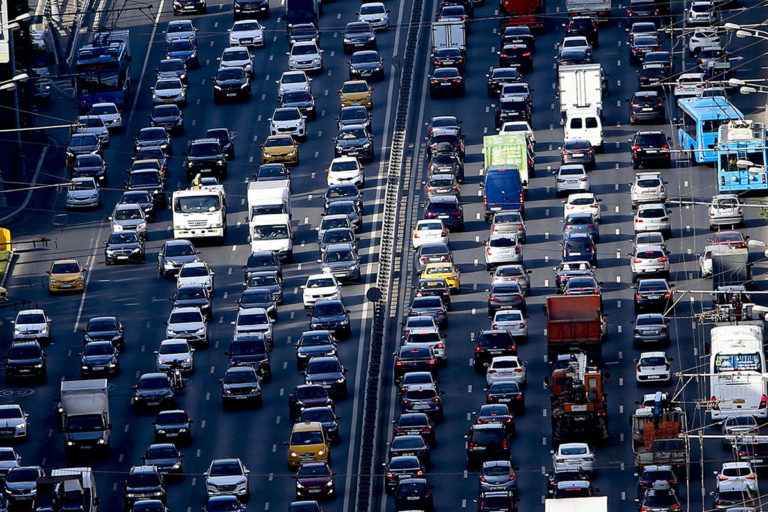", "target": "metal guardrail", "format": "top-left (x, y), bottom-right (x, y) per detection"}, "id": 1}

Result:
top-left (353, 0), bottom-right (424, 509)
